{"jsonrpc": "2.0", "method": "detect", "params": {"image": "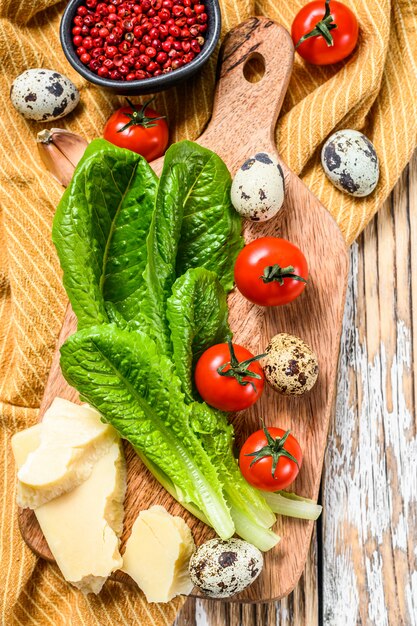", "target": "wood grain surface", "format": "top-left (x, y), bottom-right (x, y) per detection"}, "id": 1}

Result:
top-left (172, 151), bottom-right (417, 624)
top-left (18, 17), bottom-right (349, 603)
